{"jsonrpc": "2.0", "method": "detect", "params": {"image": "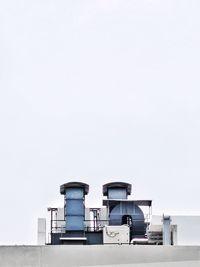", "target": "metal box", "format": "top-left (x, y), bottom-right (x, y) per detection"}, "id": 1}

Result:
top-left (103, 225), bottom-right (130, 244)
